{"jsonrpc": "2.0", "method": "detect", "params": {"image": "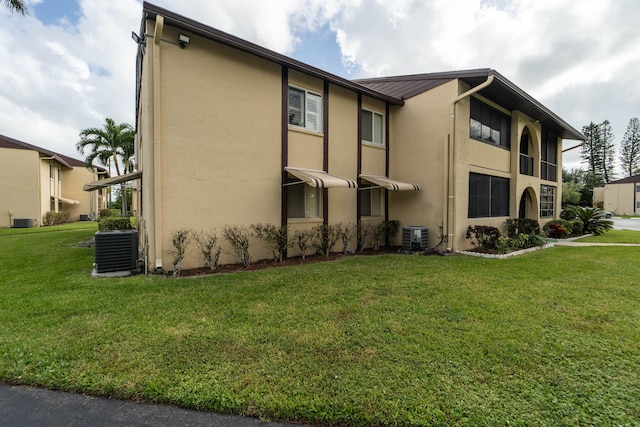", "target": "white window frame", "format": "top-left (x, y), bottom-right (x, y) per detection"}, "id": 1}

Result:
top-left (540, 185), bottom-right (556, 218)
top-left (361, 109), bottom-right (385, 146)
top-left (288, 86), bottom-right (322, 133)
